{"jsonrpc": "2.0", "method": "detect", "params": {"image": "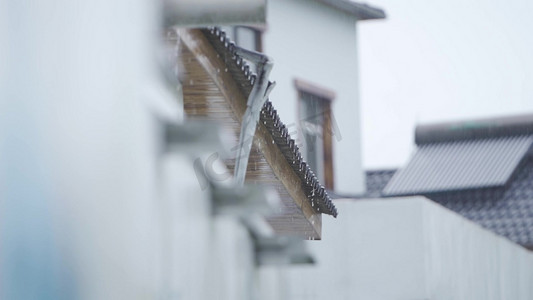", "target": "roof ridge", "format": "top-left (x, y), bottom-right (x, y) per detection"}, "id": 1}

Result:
top-left (314, 0), bottom-right (386, 20)
top-left (202, 27), bottom-right (337, 217)
top-left (415, 113), bottom-right (533, 145)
